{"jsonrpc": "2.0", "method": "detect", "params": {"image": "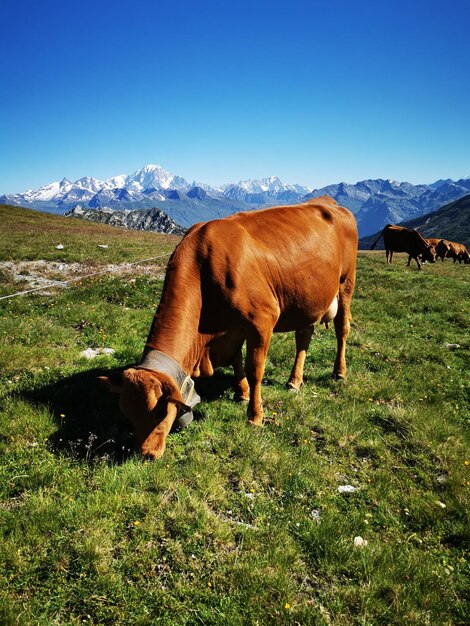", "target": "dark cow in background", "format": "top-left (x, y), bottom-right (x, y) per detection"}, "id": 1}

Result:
top-left (100, 196), bottom-right (358, 459)
top-left (435, 239), bottom-right (452, 261)
top-left (371, 224), bottom-right (436, 270)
